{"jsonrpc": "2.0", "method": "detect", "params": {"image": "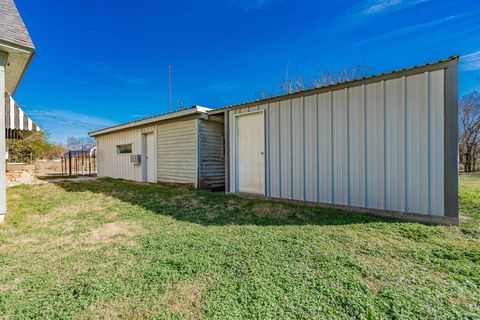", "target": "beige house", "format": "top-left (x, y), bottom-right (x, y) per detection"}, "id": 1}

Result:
top-left (0, 0), bottom-right (35, 223)
top-left (89, 106), bottom-right (225, 190)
